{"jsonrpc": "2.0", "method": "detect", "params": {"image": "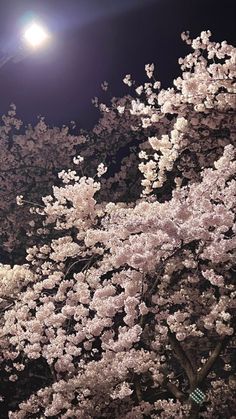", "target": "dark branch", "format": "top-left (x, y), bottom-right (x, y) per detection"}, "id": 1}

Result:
top-left (168, 329), bottom-right (196, 388)
top-left (197, 338), bottom-right (226, 384)
top-left (166, 380), bottom-right (186, 401)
